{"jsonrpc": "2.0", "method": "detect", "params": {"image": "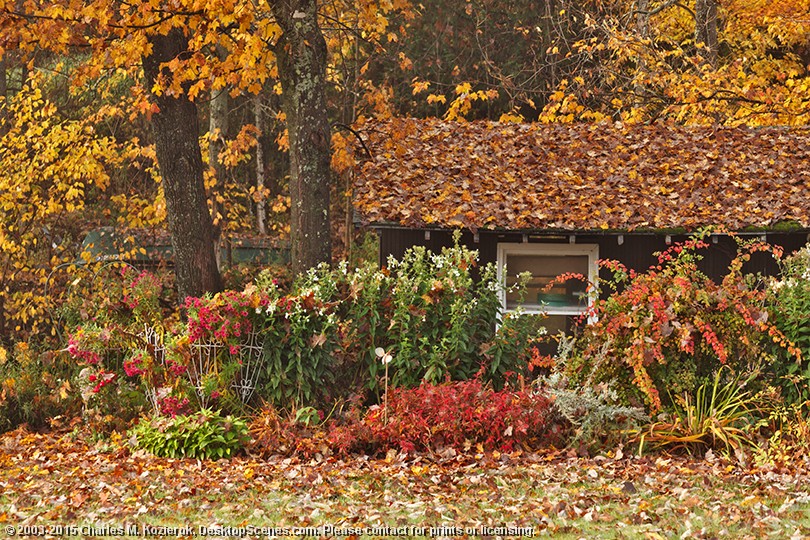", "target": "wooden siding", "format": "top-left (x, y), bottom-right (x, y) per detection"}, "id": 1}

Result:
top-left (377, 228), bottom-right (809, 284)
